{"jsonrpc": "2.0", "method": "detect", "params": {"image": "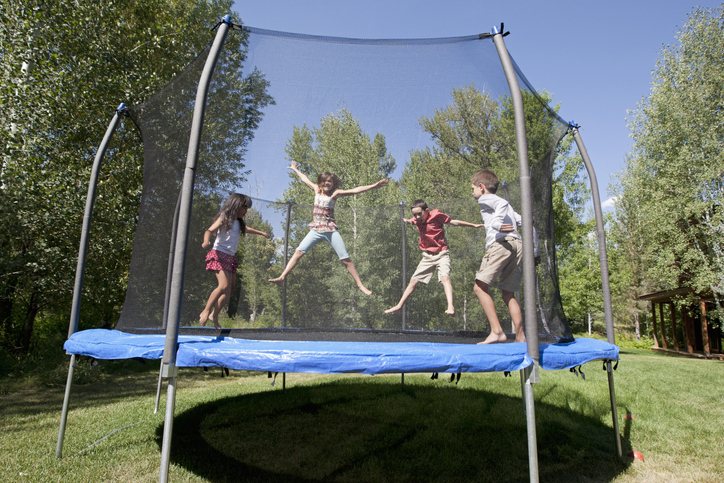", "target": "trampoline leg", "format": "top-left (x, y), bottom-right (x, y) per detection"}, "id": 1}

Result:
top-left (154, 361), bottom-right (164, 414)
top-left (520, 364), bottom-right (540, 483)
top-left (606, 361), bottom-right (623, 458)
top-left (56, 354), bottom-right (77, 458)
top-left (159, 365), bottom-right (178, 483)
top-left (401, 373), bottom-right (404, 386)
top-left (283, 373), bottom-right (286, 390)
